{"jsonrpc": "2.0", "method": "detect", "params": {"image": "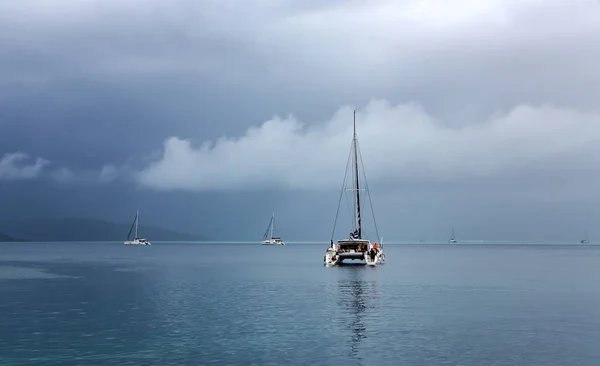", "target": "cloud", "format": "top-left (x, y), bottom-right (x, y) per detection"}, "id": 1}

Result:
top-left (99, 164), bottom-right (118, 183)
top-left (136, 99), bottom-right (600, 191)
top-left (2, 0), bottom-right (599, 113)
top-left (2, 1), bottom-right (600, 193)
top-left (50, 167), bottom-right (76, 183)
top-left (50, 164), bottom-right (122, 185)
top-left (0, 152), bottom-right (49, 180)
top-left (0, 152), bottom-right (119, 185)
